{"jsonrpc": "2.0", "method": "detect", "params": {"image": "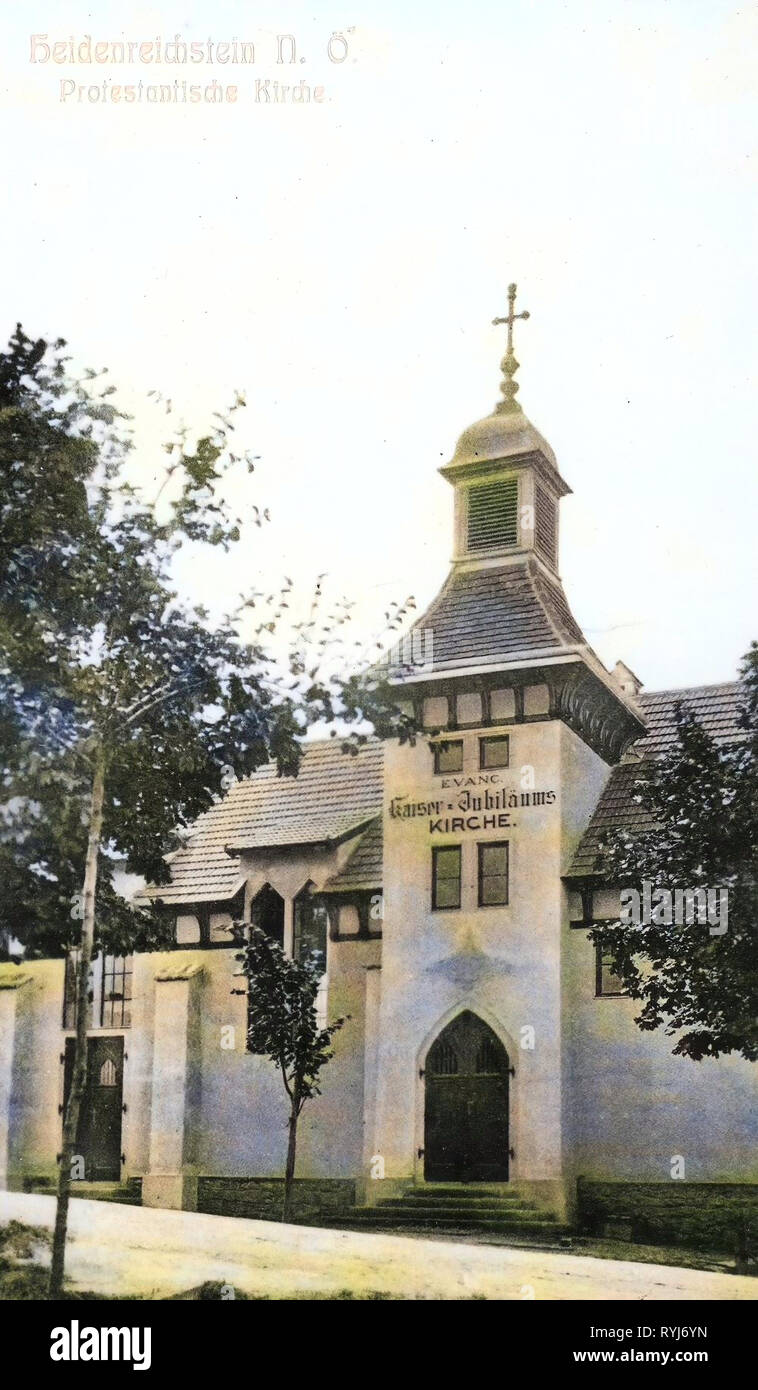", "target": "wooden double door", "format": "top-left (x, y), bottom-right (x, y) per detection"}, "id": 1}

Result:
top-left (62, 1036), bottom-right (124, 1182)
top-left (424, 1012), bottom-right (510, 1182)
